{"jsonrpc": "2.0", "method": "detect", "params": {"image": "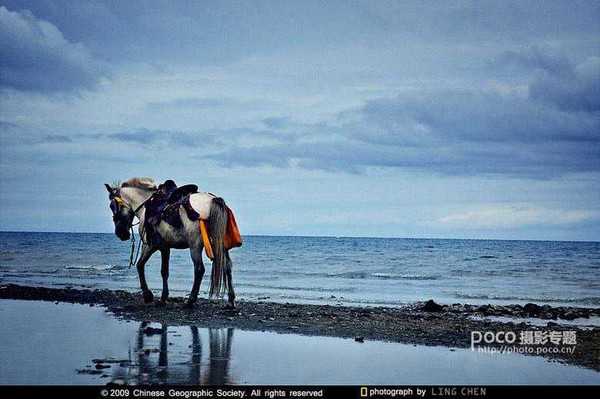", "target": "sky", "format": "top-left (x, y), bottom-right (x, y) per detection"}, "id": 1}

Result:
top-left (0, 0), bottom-right (599, 241)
